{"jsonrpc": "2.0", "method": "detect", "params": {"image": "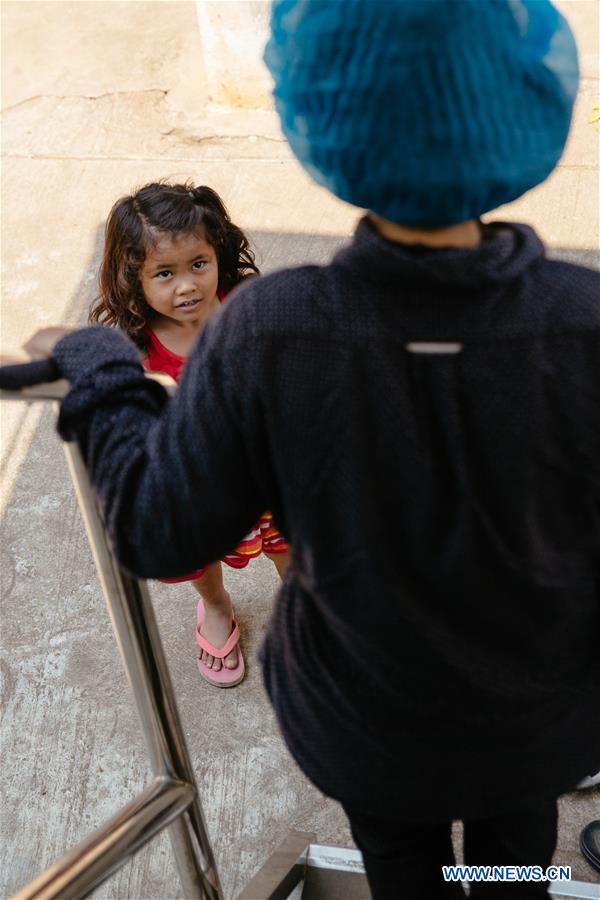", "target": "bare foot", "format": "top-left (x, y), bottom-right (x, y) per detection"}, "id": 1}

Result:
top-left (198, 594), bottom-right (238, 672)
